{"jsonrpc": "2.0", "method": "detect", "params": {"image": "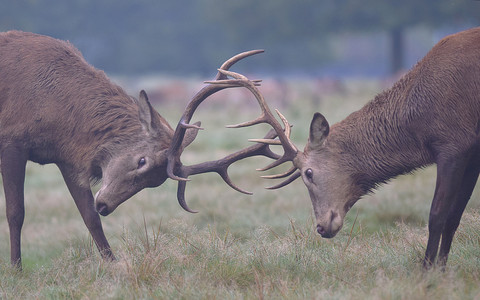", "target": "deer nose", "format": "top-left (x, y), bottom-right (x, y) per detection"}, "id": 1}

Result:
top-left (317, 224), bottom-right (326, 235)
top-left (317, 224), bottom-right (335, 238)
top-left (96, 203), bottom-right (109, 216)
top-left (316, 210), bottom-right (341, 238)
